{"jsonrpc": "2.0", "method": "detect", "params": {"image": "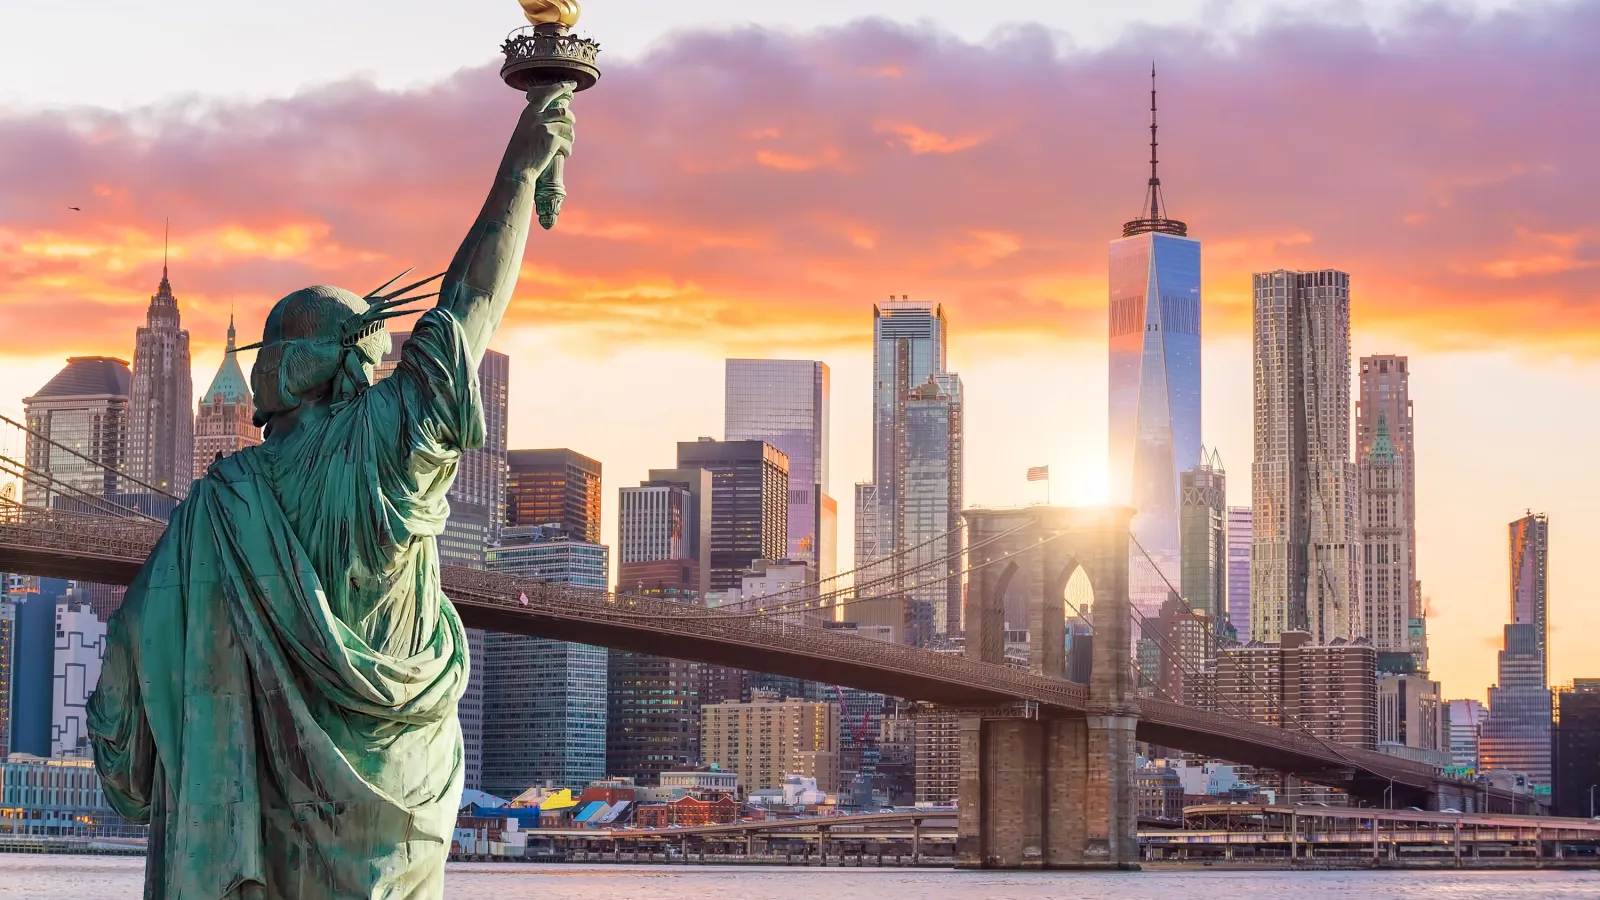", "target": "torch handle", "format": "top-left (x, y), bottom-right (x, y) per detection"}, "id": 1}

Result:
top-left (535, 153), bottom-right (567, 230)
